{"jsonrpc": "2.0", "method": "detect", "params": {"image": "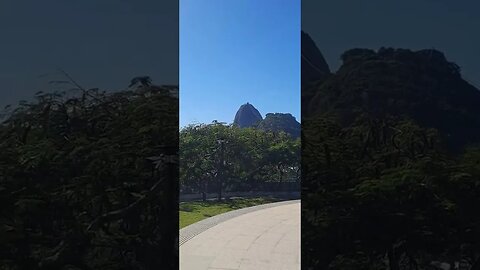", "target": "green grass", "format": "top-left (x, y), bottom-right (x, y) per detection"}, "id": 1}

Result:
top-left (179, 197), bottom-right (279, 228)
